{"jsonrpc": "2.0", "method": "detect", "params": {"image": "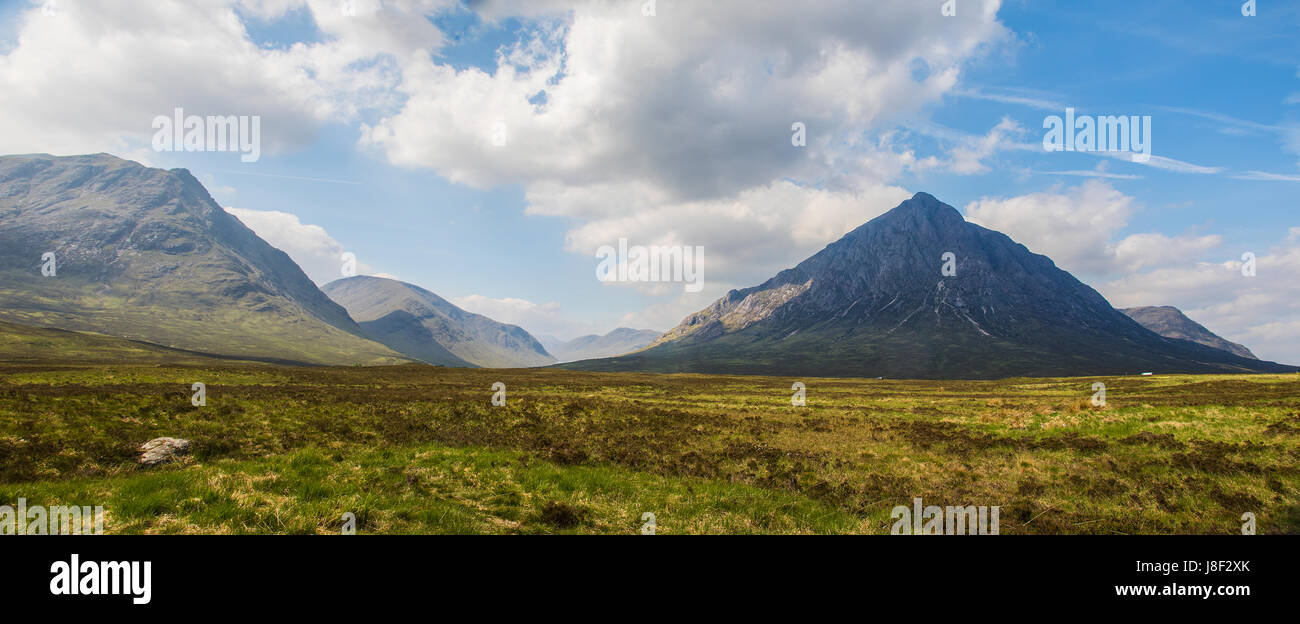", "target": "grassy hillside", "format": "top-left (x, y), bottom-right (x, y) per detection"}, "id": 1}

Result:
top-left (0, 154), bottom-right (407, 366)
top-left (1, 362), bottom-right (1297, 534)
top-left (0, 320), bottom-right (268, 366)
